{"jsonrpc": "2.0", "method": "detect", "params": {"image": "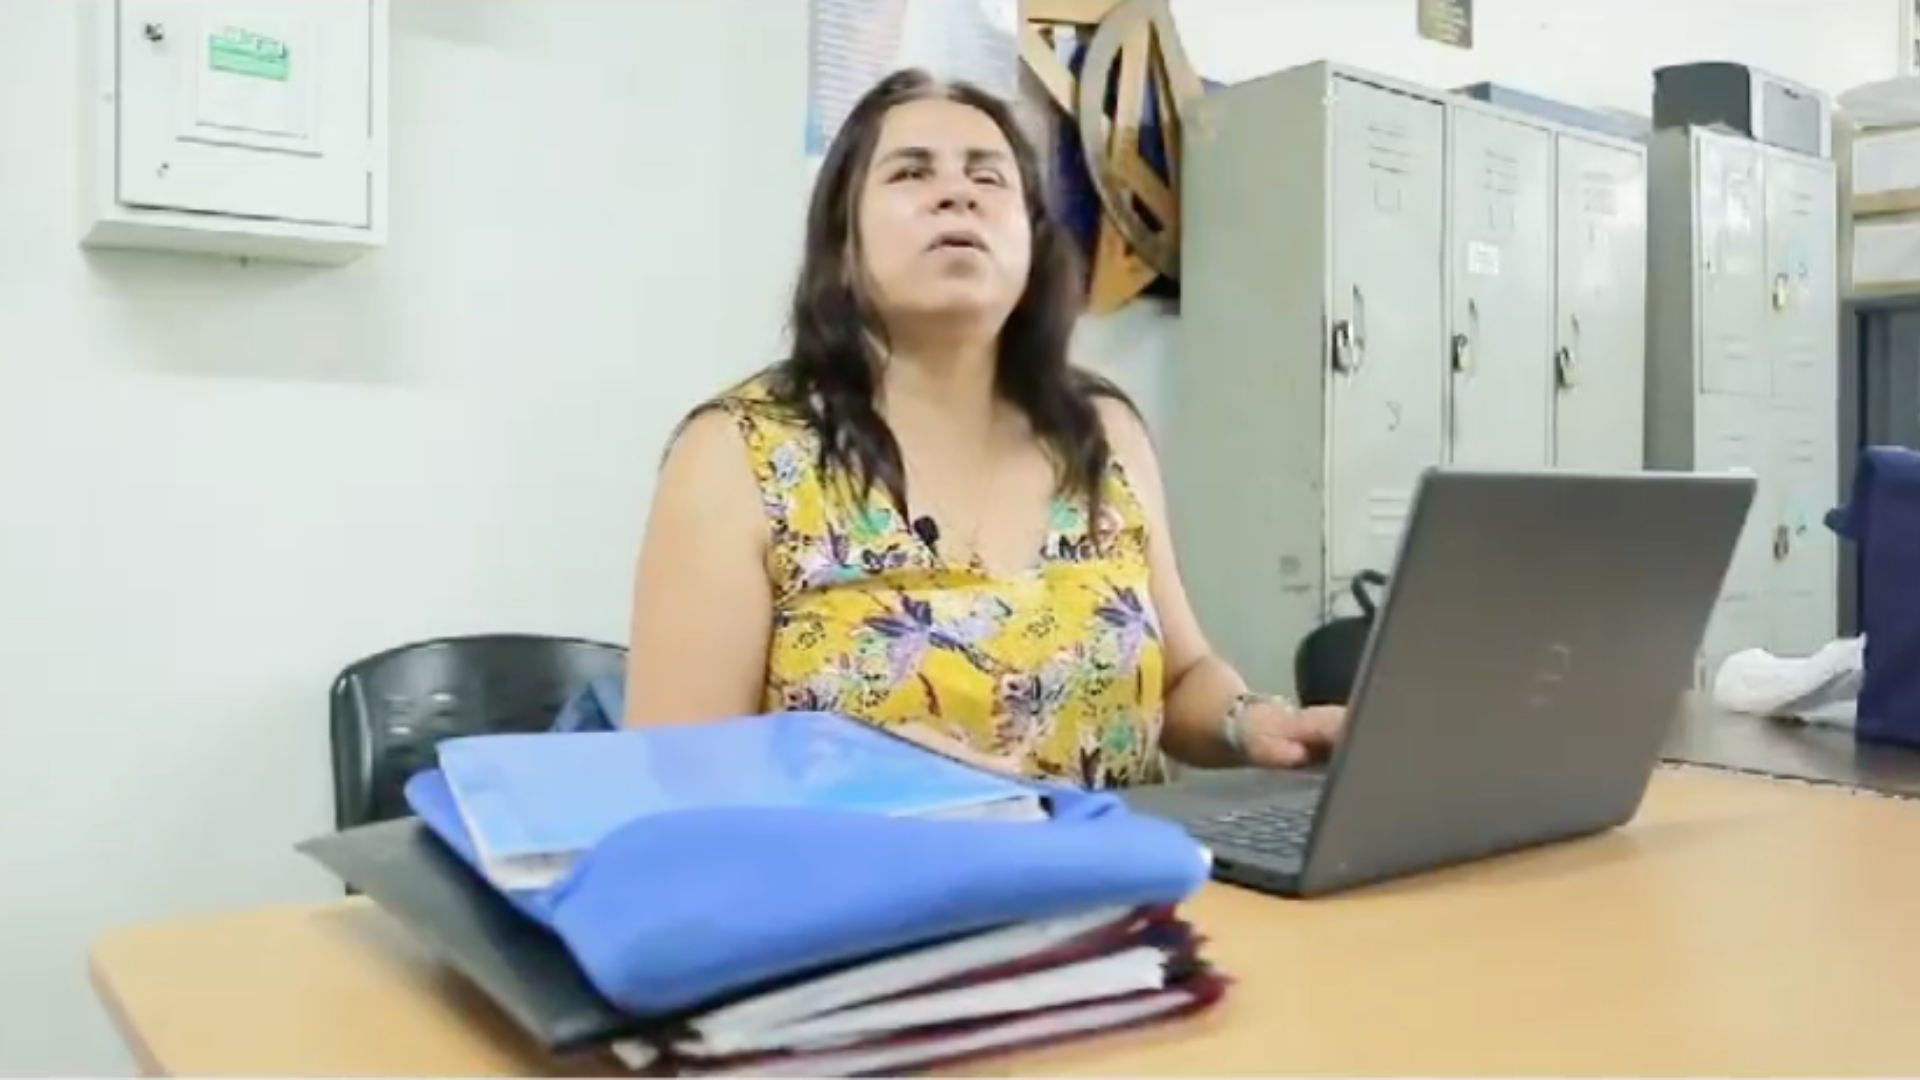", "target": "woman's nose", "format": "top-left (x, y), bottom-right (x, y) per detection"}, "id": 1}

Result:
top-left (932, 180), bottom-right (979, 213)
